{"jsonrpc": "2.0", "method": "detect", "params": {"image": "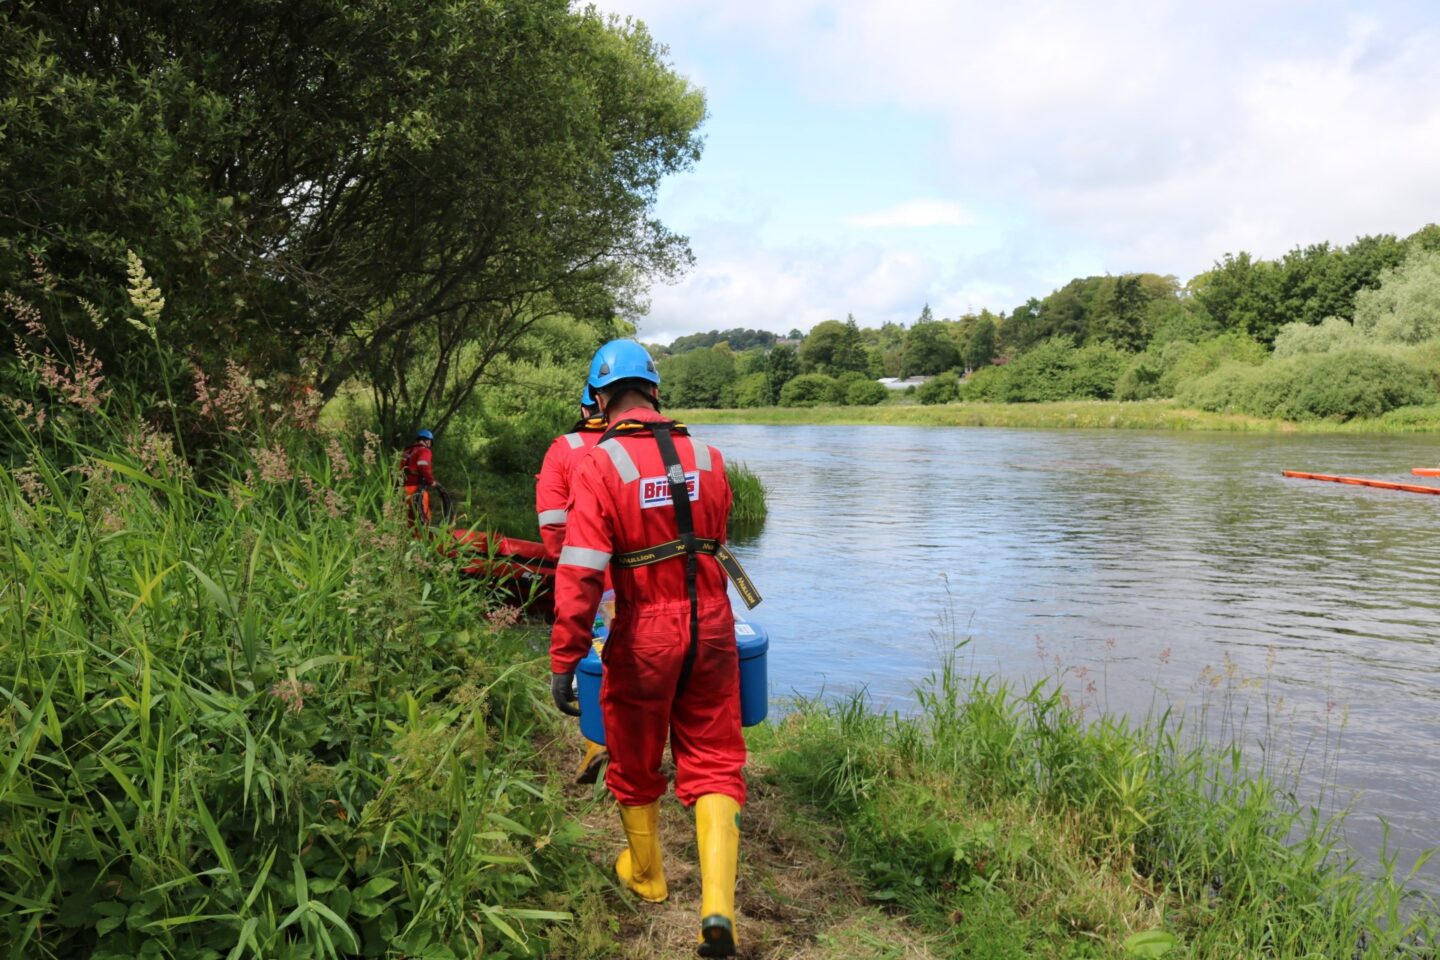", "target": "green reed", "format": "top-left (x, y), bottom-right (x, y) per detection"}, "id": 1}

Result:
top-left (0, 412), bottom-right (591, 959)
top-left (725, 461), bottom-right (768, 529)
top-left (755, 647), bottom-right (1437, 959)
